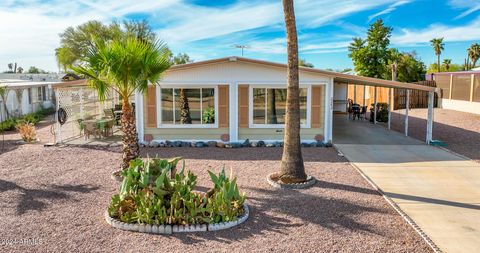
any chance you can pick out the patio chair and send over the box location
[103,108,115,119]
[84,121,100,140]
[351,105,361,120]
[359,106,367,120]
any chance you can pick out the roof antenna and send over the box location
[233,45,249,57]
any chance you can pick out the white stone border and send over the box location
[105,203,249,234]
[266,173,316,189]
[111,170,123,182]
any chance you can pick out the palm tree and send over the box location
[468,43,480,68]
[73,37,171,169]
[278,0,307,183]
[430,38,444,73]
[442,59,451,71]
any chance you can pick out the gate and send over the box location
[394,81,438,110]
[54,85,119,143]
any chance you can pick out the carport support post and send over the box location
[405,89,410,136]
[388,88,392,130]
[363,85,366,107]
[426,91,434,144]
[373,87,377,124]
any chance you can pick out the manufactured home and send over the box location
[0,79,58,121]
[135,57,437,144]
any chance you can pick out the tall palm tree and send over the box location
[279,0,307,183]
[430,38,444,73]
[73,37,171,169]
[468,43,480,68]
[443,59,452,71]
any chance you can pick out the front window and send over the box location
[252,87,308,126]
[160,88,215,126]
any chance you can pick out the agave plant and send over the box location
[108,158,246,225]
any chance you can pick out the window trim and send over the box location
[156,85,219,129]
[248,84,312,129]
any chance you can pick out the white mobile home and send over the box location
[135,57,437,144]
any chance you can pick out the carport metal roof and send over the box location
[170,56,437,92]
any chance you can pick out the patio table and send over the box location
[83,119,115,138]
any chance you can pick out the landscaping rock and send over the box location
[195,141,206,148]
[216,142,225,148]
[207,141,217,147]
[257,141,265,147]
[265,143,275,147]
[226,142,242,148]
[301,142,310,147]
[242,139,251,147]
[250,141,258,147]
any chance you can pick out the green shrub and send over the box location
[0,106,55,132]
[202,106,215,124]
[108,158,246,225]
[0,118,17,131]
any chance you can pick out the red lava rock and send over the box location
[0,144,432,252]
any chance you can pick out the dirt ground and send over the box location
[391,108,480,162]
[0,144,432,252]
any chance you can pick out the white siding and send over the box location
[160,61,331,84]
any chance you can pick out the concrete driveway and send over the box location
[334,116,480,253]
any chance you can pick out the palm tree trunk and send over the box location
[279,0,306,183]
[121,99,139,169]
[437,54,440,72]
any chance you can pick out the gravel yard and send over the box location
[391,108,480,161]
[0,144,432,252]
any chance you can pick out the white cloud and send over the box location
[392,17,480,45]
[367,0,412,22]
[448,0,480,19]
[1,0,402,71]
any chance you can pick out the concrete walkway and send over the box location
[334,116,480,253]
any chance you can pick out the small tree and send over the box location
[73,37,171,169]
[0,86,9,119]
[348,19,392,79]
[299,58,314,68]
[173,53,193,65]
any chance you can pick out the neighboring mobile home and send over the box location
[0,80,59,121]
[135,56,437,144]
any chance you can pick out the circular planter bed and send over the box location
[111,170,123,182]
[105,203,249,234]
[267,172,316,189]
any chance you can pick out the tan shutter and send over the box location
[311,85,324,128]
[218,85,229,127]
[238,85,249,127]
[146,86,157,127]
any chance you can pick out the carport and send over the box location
[329,73,438,144]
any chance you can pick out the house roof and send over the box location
[0,79,63,89]
[170,56,437,92]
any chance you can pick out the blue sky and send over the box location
[1,0,479,72]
